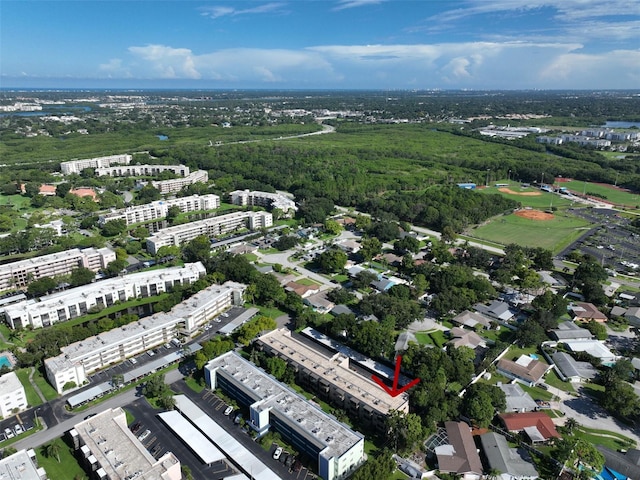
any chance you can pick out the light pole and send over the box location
[486,169,490,187]
[507,169,511,182]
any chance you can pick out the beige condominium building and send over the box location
[99,194,220,226]
[60,154,132,175]
[69,407,181,480]
[96,164,190,178]
[3,262,207,329]
[0,247,116,291]
[146,210,272,254]
[229,189,297,215]
[256,329,409,434]
[44,281,245,393]
[0,371,28,418]
[205,351,365,480]
[149,170,209,194]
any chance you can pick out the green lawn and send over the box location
[561,180,640,208]
[184,375,206,393]
[295,277,322,286]
[15,368,44,407]
[544,369,575,393]
[520,384,554,402]
[36,440,87,480]
[468,210,591,253]
[429,330,448,348]
[33,367,58,401]
[414,332,434,345]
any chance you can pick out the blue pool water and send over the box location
[0,356,11,369]
[156,135,168,140]
[529,354,539,360]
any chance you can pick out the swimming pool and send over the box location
[529,354,539,360]
[0,356,12,369]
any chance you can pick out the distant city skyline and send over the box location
[1,0,639,90]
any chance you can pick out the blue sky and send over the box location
[1,0,639,89]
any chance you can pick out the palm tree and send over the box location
[45,440,61,463]
[486,468,502,480]
[565,417,579,435]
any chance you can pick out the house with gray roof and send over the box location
[596,447,640,480]
[475,300,515,322]
[498,383,537,413]
[452,310,492,330]
[552,351,597,383]
[625,306,640,328]
[550,321,594,342]
[479,432,538,480]
[447,327,487,351]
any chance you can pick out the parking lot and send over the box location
[0,417,34,443]
[175,383,316,480]
[564,208,640,275]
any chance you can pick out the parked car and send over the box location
[4,428,14,439]
[234,413,243,425]
[224,406,234,416]
[138,429,151,442]
[13,424,23,435]
[273,447,283,460]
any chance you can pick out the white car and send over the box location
[273,447,283,460]
[13,424,23,435]
[137,429,151,442]
[4,428,14,439]
[224,406,234,416]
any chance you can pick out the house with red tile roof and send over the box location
[499,412,561,444]
[70,187,98,201]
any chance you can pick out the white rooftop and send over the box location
[0,449,44,480]
[157,410,225,464]
[0,371,22,393]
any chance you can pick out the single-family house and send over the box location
[303,292,335,314]
[371,277,395,292]
[330,304,354,317]
[596,447,640,480]
[499,412,561,444]
[479,432,538,480]
[552,351,597,383]
[285,281,320,298]
[38,184,57,196]
[434,421,483,479]
[475,300,515,322]
[498,383,537,413]
[336,240,361,254]
[452,310,492,330]
[496,355,551,387]
[550,321,594,342]
[624,306,640,328]
[562,339,617,364]
[570,302,608,323]
[610,306,627,318]
[380,252,403,267]
[447,327,487,350]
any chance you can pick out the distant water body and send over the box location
[156,135,168,140]
[603,121,640,128]
[0,105,92,117]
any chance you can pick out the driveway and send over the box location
[257,250,335,291]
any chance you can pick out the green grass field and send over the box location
[479,184,574,210]
[560,180,640,208]
[468,210,591,253]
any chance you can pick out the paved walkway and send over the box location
[28,367,47,404]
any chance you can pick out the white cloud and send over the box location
[99,58,122,72]
[333,0,386,11]
[111,41,639,88]
[200,2,286,19]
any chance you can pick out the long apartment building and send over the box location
[69,407,181,480]
[0,371,28,418]
[146,210,272,254]
[45,281,245,393]
[60,154,132,175]
[96,164,190,177]
[98,194,220,226]
[0,247,116,292]
[256,329,409,434]
[229,189,297,214]
[148,170,209,194]
[3,262,206,329]
[205,351,365,480]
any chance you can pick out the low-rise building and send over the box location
[96,164,189,177]
[0,247,116,291]
[148,170,209,194]
[205,351,365,480]
[0,371,27,418]
[146,211,272,254]
[60,154,132,175]
[550,321,594,342]
[434,421,483,479]
[552,351,597,383]
[4,263,206,329]
[99,194,220,226]
[496,355,551,387]
[0,449,47,480]
[479,432,538,480]
[452,310,492,330]
[256,329,409,433]
[498,383,537,413]
[561,339,617,364]
[447,327,487,350]
[44,281,245,393]
[229,189,297,215]
[69,407,181,480]
[498,412,561,444]
[570,302,608,323]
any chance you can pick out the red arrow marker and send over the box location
[372,355,420,398]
